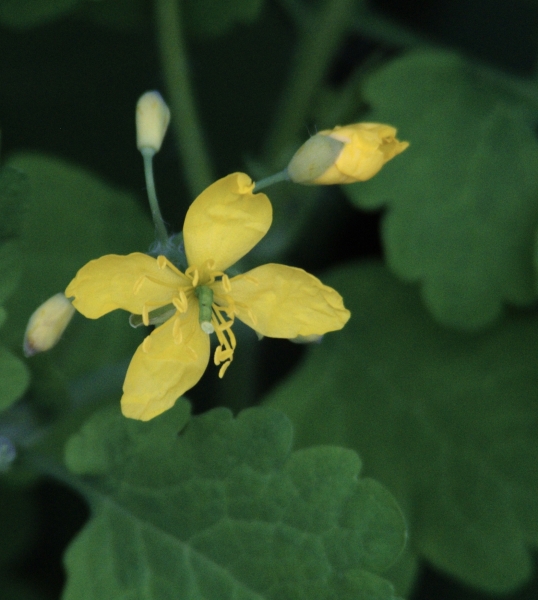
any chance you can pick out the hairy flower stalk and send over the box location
[65,173,350,421]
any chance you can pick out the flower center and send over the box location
[185,262,237,378]
[136,256,239,378]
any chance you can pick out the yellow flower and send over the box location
[287,122,409,185]
[65,173,350,421]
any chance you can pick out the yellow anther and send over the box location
[218,360,232,378]
[173,292,189,313]
[157,255,167,269]
[142,305,150,326]
[222,274,232,293]
[214,345,233,365]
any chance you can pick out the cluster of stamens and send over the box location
[135,256,242,378]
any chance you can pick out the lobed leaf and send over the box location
[0,345,30,411]
[266,261,538,594]
[344,50,538,330]
[63,403,405,600]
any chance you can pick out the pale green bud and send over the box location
[24,293,75,357]
[287,134,344,184]
[136,91,171,153]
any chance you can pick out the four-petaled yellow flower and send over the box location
[287,122,409,185]
[65,173,350,421]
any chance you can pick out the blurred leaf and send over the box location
[351,1,429,49]
[0,481,36,565]
[80,0,146,31]
[0,166,28,243]
[0,345,29,411]
[63,403,405,600]
[0,0,81,28]
[0,242,22,306]
[184,0,264,39]
[0,577,47,600]
[0,166,28,303]
[3,153,152,379]
[344,50,538,330]
[266,261,538,594]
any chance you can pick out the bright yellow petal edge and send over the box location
[65,252,186,319]
[183,172,272,273]
[121,303,210,421]
[213,264,350,338]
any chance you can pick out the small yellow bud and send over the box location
[136,91,171,153]
[24,293,75,357]
[287,123,409,185]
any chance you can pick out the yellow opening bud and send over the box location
[136,91,171,153]
[287,123,409,185]
[24,293,75,357]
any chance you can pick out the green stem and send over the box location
[142,150,169,247]
[263,0,355,165]
[253,169,290,192]
[154,0,214,196]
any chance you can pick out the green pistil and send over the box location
[195,286,214,333]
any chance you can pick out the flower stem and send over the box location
[253,169,290,192]
[142,150,169,247]
[263,0,355,165]
[154,0,214,196]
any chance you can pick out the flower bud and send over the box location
[136,91,171,154]
[23,293,75,357]
[287,123,409,185]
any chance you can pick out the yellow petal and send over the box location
[183,173,272,272]
[121,303,210,421]
[315,123,409,184]
[65,253,188,319]
[218,264,350,338]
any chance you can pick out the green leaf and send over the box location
[3,153,152,379]
[266,261,538,594]
[0,0,80,28]
[184,0,264,39]
[344,50,538,330]
[0,481,36,565]
[79,0,146,31]
[0,166,28,303]
[63,403,405,600]
[0,166,28,244]
[0,345,29,411]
